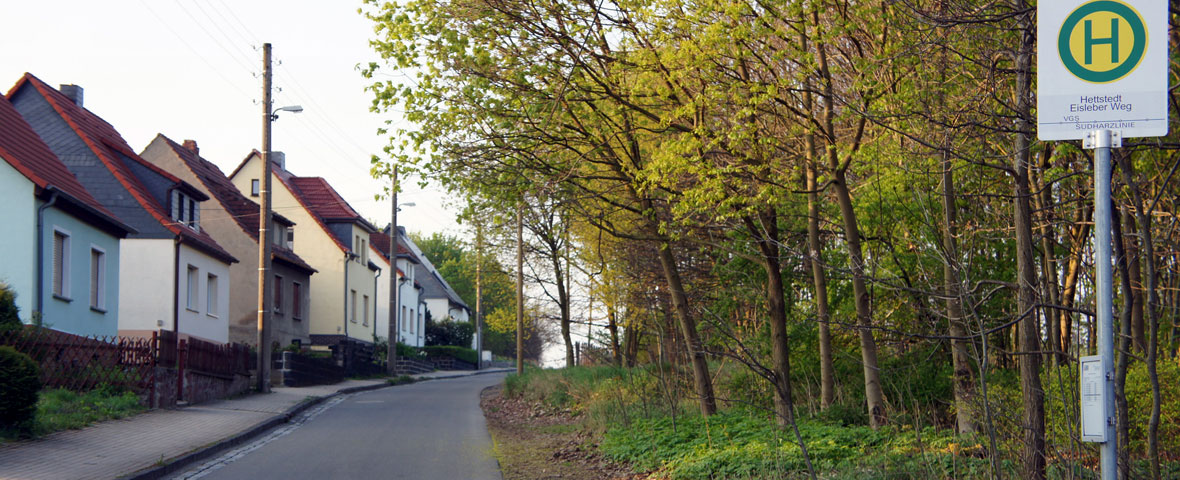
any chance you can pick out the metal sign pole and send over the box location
[1087,129,1118,479]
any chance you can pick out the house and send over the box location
[0,93,134,337]
[227,151,379,348]
[140,135,316,348]
[402,234,475,348]
[8,74,237,343]
[371,227,426,346]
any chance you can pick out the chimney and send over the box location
[182,140,199,157]
[270,151,285,170]
[59,84,83,107]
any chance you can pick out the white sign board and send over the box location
[1080,355,1107,442]
[1037,0,1168,140]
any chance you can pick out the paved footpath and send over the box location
[0,369,511,480]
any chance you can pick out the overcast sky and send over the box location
[1,0,461,237]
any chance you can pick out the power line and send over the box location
[171,0,258,77]
[137,0,254,101]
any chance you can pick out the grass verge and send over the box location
[1,387,145,441]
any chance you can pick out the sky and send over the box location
[1,0,461,237]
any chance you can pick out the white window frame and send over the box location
[362,294,369,326]
[186,265,199,312]
[52,227,71,300]
[89,245,106,311]
[206,273,219,317]
[251,179,260,196]
[350,289,357,323]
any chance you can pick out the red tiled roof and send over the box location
[157,135,314,274]
[288,177,363,221]
[11,74,235,264]
[0,93,120,221]
[370,230,420,264]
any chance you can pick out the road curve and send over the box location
[174,372,507,480]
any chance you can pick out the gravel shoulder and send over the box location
[480,384,640,480]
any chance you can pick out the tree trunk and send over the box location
[647,212,716,416]
[940,149,976,434]
[814,12,884,427]
[1033,148,1063,366]
[744,209,794,427]
[1115,152,1164,479]
[1011,6,1045,477]
[607,305,622,367]
[1114,205,1133,478]
[801,26,835,411]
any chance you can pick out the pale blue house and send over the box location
[0,88,134,337]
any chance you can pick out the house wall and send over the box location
[373,254,391,343]
[0,158,36,318]
[139,140,309,348]
[176,244,231,343]
[118,239,174,333]
[344,225,377,343]
[39,205,121,337]
[271,260,312,348]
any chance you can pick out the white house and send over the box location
[9,74,237,343]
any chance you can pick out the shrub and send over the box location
[0,282,21,331]
[0,346,41,434]
[421,345,478,365]
[424,318,474,347]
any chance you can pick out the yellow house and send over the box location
[228,152,379,347]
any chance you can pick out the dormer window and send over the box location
[172,190,200,232]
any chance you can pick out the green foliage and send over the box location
[0,283,22,330]
[424,318,475,347]
[0,346,40,435]
[420,345,478,365]
[600,409,1002,479]
[26,387,143,438]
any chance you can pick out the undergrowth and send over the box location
[0,386,144,441]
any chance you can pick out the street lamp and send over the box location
[257,42,303,393]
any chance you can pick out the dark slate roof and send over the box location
[0,94,133,236]
[8,73,235,264]
[154,135,315,274]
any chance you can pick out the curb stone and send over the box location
[118,370,509,480]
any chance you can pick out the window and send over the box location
[361,239,368,263]
[292,282,302,319]
[171,191,200,232]
[90,248,105,310]
[273,275,283,314]
[251,179,260,196]
[186,265,198,311]
[363,295,369,326]
[354,235,361,262]
[206,274,219,315]
[286,229,295,249]
[350,290,357,323]
[52,230,70,298]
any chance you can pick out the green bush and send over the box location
[421,345,478,365]
[0,346,41,434]
[424,318,474,347]
[0,282,22,331]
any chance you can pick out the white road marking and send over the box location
[168,394,350,480]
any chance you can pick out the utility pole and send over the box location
[475,220,483,369]
[256,43,274,393]
[387,165,399,375]
[515,203,524,374]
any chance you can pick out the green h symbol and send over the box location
[1084,17,1120,65]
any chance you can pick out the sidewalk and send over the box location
[0,368,512,480]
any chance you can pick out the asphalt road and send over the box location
[173,372,507,480]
